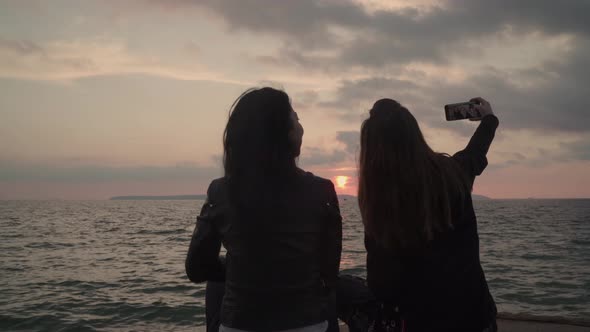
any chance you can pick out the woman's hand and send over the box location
[470,97,494,120]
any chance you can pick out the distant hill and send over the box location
[338,194,491,201]
[111,193,491,200]
[110,195,207,200]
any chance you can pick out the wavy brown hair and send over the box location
[358,99,470,251]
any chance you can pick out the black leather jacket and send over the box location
[186,171,342,331]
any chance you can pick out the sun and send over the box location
[335,176,349,189]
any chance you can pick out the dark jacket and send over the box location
[365,115,499,331]
[186,170,342,331]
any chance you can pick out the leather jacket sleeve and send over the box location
[453,115,499,180]
[185,190,226,283]
[320,182,342,287]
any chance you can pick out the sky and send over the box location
[0,0,589,199]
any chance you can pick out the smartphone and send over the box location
[444,102,482,121]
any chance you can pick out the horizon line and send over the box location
[3,195,590,201]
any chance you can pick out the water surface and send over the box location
[1,199,588,331]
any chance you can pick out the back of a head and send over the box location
[358,99,468,251]
[223,87,297,209]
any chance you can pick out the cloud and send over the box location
[318,77,421,120]
[163,0,368,48]
[308,62,590,167]
[292,89,320,109]
[0,162,221,183]
[0,159,225,199]
[0,37,242,83]
[336,131,360,155]
[6,5,590,161]
[152,0,589,69]
[0,39,45,55]
[315,37,590,133]
[299,147,348,167]
[145,0,589,134]
[561,136,590,162]
[299,130,360,167]
[480,129,590,170]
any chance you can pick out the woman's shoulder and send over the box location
[296,168,335,189]
[206,177,229,203]
[208,177,228,187]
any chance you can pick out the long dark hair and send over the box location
[223,87,297,207]
[358,99,470,251]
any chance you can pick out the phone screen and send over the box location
[444,102,481,121]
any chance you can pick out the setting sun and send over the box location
[335,176,349,189]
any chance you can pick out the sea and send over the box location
[1,199,589,331]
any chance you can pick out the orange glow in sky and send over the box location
[335,176,349,189]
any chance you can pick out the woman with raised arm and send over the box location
[186,87,342,332]
[358,97,499,331]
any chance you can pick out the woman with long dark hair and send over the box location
[359,97,499,331]
[186,87,342,332]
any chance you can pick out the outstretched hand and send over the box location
[469,97,494,121]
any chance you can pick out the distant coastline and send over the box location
[110,194,492,200]
[110,195,207,200]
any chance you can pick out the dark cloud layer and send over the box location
[156,0,590,130]
[565,139,590,161]
[134,1,590,163]
[300,147,347,167]
[0,162,221,183]
[336,131,360,155]
[317,34,590,134]
[159,0,590,68]
[299,130,360,166]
